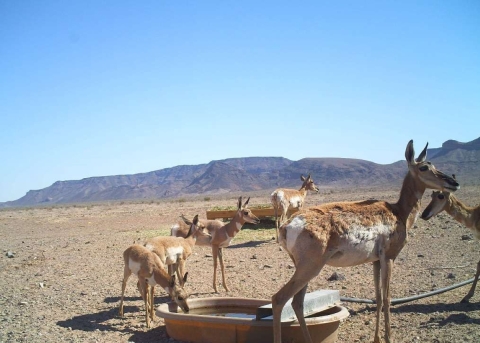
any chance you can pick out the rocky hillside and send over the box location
[2,138,479,208]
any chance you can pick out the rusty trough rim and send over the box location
[156,297,349,325]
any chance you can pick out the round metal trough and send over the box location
[157,297,349,343]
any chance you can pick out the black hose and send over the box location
[340,278,475,305]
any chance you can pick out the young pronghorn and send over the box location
[144,215,206,286]
[272,141,459,343]
[421,190,480,303]
[170,215,224,246]
[209,196,260,292]
[119,244,189,328]
[271,174,320,242]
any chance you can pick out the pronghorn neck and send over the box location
[445,195,479,230]
[395,171,426,229]
[225,210,245,236]
[297,186,308,198]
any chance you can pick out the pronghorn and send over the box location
[119,244,189,328]
[271,140,459,343]
[171,215,224,247]
[144,215,207,286]
[271,174,319,242]
[209,196,260,292]
[421,190,480,303]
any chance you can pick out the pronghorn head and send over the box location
[180,214,209,239]
[168,274,190,313]
[301,174,319,193]
[421,190,450,220]
[237,196,260,224]
[405,140,459,192]
[184,214,209,240]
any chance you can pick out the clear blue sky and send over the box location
[1,1,479,202]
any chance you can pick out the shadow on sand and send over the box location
[56,294,178,342]
[349,300,480,327]
[228,239,271,249]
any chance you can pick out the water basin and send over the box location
[156,297,349,343]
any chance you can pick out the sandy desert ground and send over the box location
[1,184,479,343]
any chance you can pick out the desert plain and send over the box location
[1,184,479,343]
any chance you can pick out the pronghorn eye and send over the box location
[178,297,184,301]
[244,211,249,215]
[438,194,445,200]
[419,165,429,172]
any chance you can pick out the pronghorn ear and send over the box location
[180,214,193,226]
[405,140,415,165]
[237,197,242,210]
[170,275,176,288]
[301,175,306,181]
[192,214,199,225]
[415,142,428,162]
[183,272,188,284]
[243,197,250,207]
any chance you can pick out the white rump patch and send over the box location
[165,246,183,264]
[171,224,180,236]
[128,258,141,276]
[285,216,306,252]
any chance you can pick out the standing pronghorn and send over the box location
[271,174,319,242]
[144,215,207,285]
[272,141,459,343]
[421,190,480,303]
[209,196,260,292]
[119,244,189,328]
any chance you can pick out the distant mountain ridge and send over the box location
[2,138,479,208]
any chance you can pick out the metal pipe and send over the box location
[340,278,475,305]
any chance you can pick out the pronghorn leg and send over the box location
[280,205,288,227]
[218,248,230,292]
[149,284,155,321]
[212,245,219,293]
[167,264,175,276]
[139,279,150,328]
[119,266,131,317]
[373,260,382,343]
[462,259,480,303]
[291,284,311,342]
[272,254,330,343]
[274,205,279,243]
[380,257,393,343]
